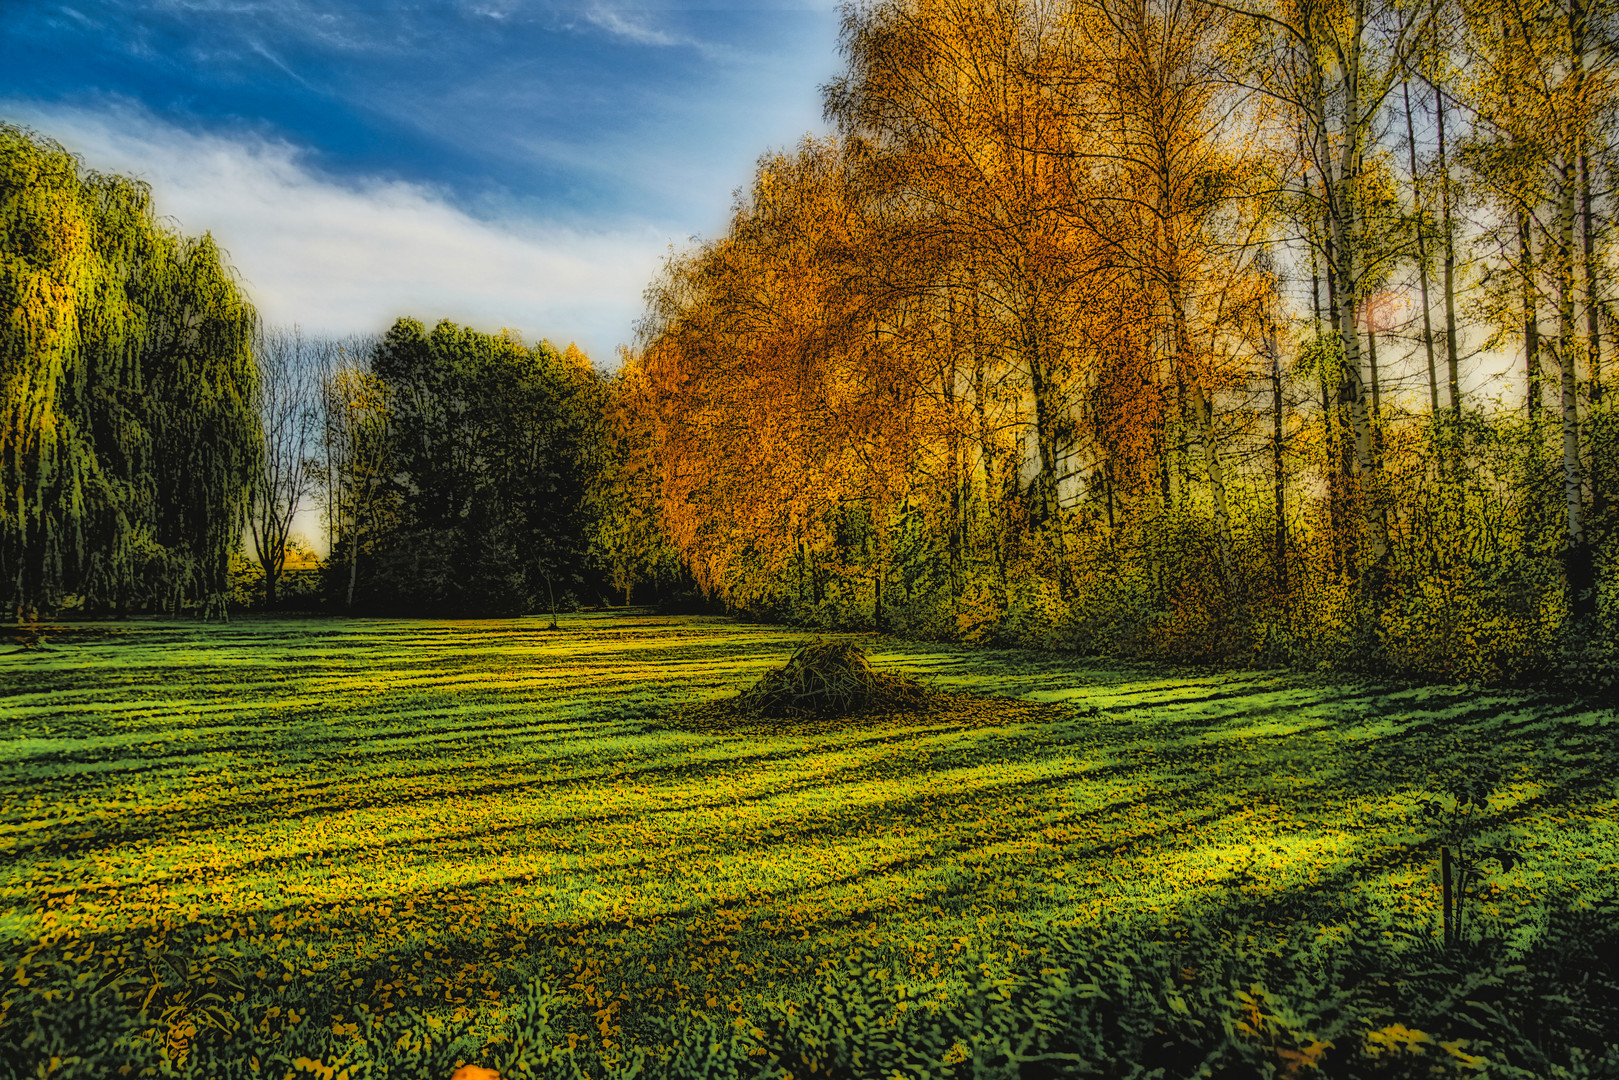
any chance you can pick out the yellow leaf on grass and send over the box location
[1365,1023,1432,1056]
[1441,1040,1489,1070]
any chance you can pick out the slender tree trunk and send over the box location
[1581,147,1607,542]
[1582,147,1609,534]
[1268,314,1287,596]
[1366,313,1382,421]
[1170,266,1236,592]
[1315,5,1392,589]
[1521,209,1543,423]
[1022,307,1060,528]
[1308,190,1342,579]
[1191,382,1237,589]
[1581,150,1601,397]
[1437,80,1462,421]
[1562,0,1596,624]
[1556,149,1594,623]
[1441,846,1455,946]
[1433,59,1465,554]
[346,532,360,610]
[1402,77,1440,413]
[1432,22,1467,566]
[1326,161,1391,579]
[1317,191,1348,578]
[874,561,885,630]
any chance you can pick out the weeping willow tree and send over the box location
[1,124,260,620]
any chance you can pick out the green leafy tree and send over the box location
[1,124,259,620]
[343,318,606,617]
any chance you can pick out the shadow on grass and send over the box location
[3,617,1617,1075]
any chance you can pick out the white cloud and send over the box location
[582,4,686,47]
[3,100,669,363]
[576,4,748,63]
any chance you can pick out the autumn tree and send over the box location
[1077,0,1266,593]
[591,350,684,605]
[1459,0,1616,625]
[626,0,1616,679]
[827,0,1098,531]
[1228,0,1441,591]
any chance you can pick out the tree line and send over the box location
[3,125,673,621]
[10,0,1619,686]
[626,0,1618,683]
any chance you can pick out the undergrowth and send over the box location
[6,898,1616,1078]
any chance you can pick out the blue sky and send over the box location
[1,0,842,361]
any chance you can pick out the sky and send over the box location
[0,0,844,364]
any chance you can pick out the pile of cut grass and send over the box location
[734,637,925,717]
[664,636,1005,734]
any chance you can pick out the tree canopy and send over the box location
[326,317,608,617]
[1,123,259,620]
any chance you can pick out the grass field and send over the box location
[2,612,1617,1076]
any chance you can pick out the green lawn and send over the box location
[1,612,1616,1074]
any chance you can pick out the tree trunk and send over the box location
[1581,149,1601,397]
[1366,313,1382,422]
[1268,314,1287,597]
[874,561,885,631]
[1437,78,1462,422]
[1402,77,1440,414]
[1308,44,1385,582]
[346,528,360,610]
[1317,17,1392,584]
[1327,196,1390,579]
[1555,150,1594,623]
[1521,209,1543,423]
[1308,193,1343,579]
[1562,0,1596,625]
[1169,263,1236,593]
[1191,382,1237,592]
[1023,311,1062,528]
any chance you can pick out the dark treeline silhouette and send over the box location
[308,318,689,618]
[325,318,606,618]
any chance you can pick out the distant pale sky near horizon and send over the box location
[1,0,843,363]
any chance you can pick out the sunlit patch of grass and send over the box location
[1,612,1616,1061]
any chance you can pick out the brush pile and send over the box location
[737,638,927,718]
[663,637,1066,734]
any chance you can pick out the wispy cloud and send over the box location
[582,4,686,47]
[4,100,669,361]
[578,3,742,62]
[244,37,320,90]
